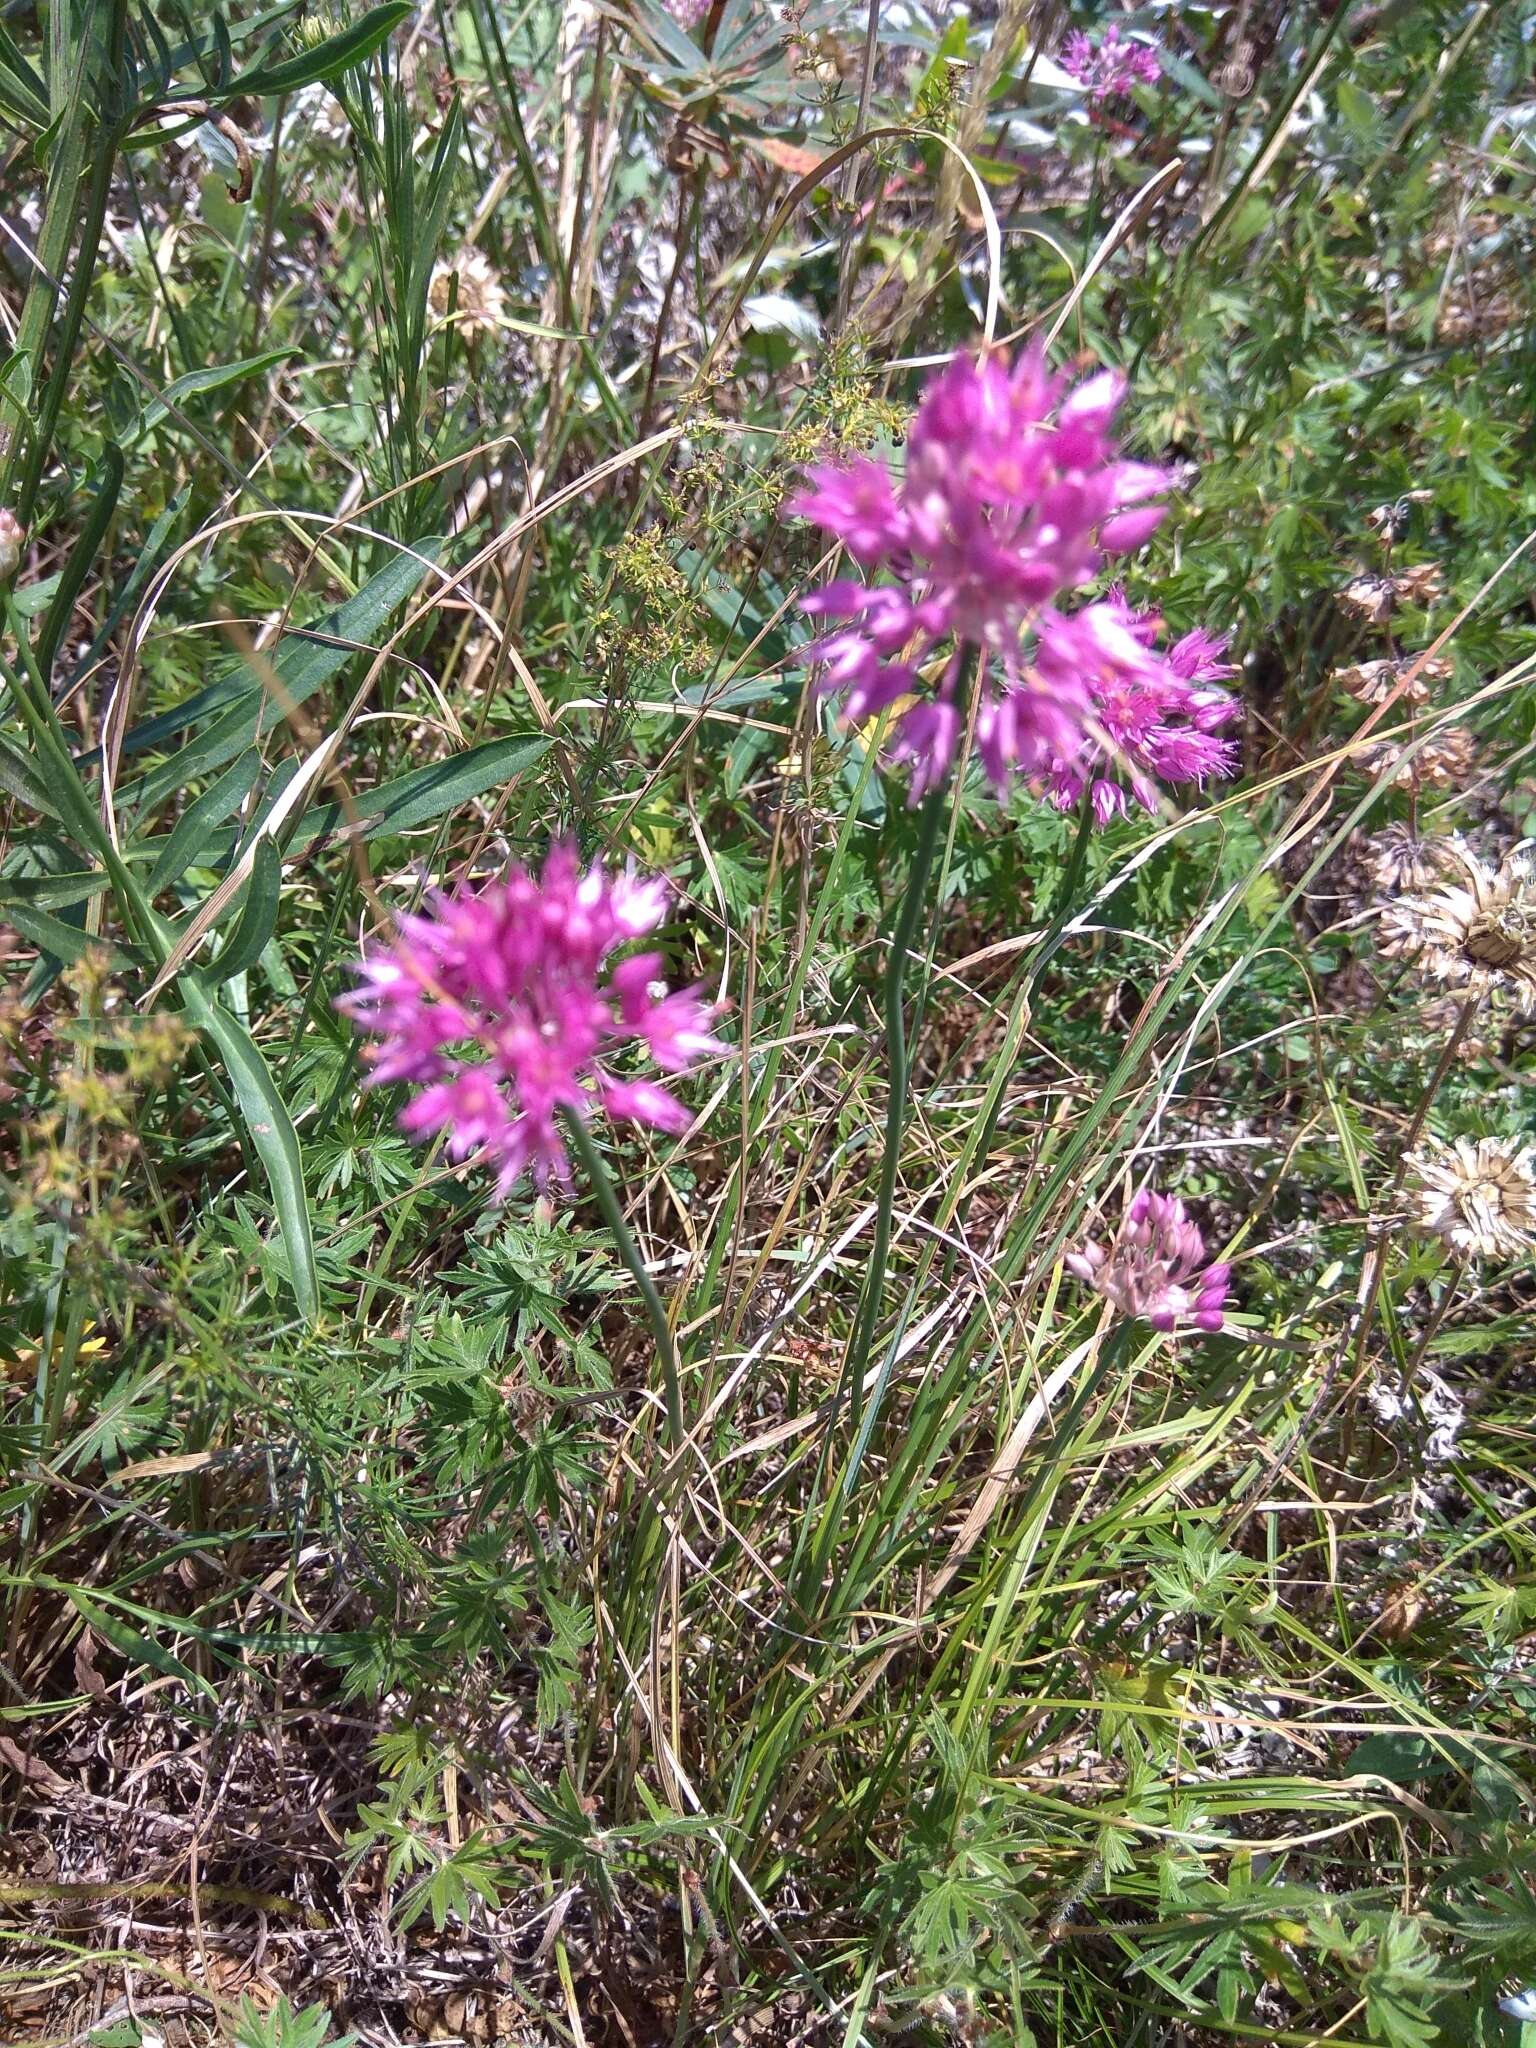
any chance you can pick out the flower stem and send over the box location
[843,773,953,1432]
[564,1112,686,1456]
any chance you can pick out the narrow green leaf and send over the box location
[121,539,443,791]
[146,750,262,895]
[67,1590,217,1700]
[209,838,282,984]
[37,443,123,682]
[130,349,297,441]
[66,489,187,692]
[230,2,413,96]
[0,734,61,818]
[0,869,112,911]
[290,733,551,851]
[6,902,130,968]
[0,26,48,126]
[178,976,319,1322]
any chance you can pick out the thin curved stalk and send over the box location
[565,1112,685,1456]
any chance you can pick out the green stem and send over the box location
[843,757,955,1433]
[16,7,131,527]
[943,792,1097,1275]
[564,1112,685,1456]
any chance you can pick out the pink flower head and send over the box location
[1041,588,1241,823]
[791,348,1210,805]
[666,0,711,27]
[1067,1188,1231,1333]
[1060,25,1161,101]
[337,845,724,1195]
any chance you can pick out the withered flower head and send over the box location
[429,248,507,342]
[1407,1135,1536,1262]
[1393,562,1445,608]
[1378,841,1536,1011]
[1365,491,1432,542]
[1357,722,1477,792]
[1339,574,1395,625]
[1335,653,1450,708]
[1366,825,1457,897]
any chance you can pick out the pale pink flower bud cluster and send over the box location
[791,349,1233,811]
[1043,587,1240,823]
[666,0,711,27]
[0,508,23,580]
[1060,25,1161,101]
[337,845,723,1195]
[1068,1187,1231,1332]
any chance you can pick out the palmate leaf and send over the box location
[397,1833,505,1933]
[1362,1916,1459,2048]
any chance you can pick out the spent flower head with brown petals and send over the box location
[1378,841,1536,1012]
[1407,1136,1536,1262]
[1335,654,1450,708]
[1357,723,1477,793]
[1366,825,1457,897]
[1067,1187,1231,1333]
[337,844,724,1196]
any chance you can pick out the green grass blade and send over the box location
[209,838,283,984]
[145,749,262,895]
[177,973,319,1323]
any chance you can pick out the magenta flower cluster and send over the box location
[1060,25,1161,101]
[1044,588,1240,824]
[791,348,1233,813]
[337,845,722,1195]
[1068,1188,1231,1332]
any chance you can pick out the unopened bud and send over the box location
[0,509,22,580]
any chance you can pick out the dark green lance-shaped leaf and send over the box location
[0,25,48,127]
[129,348,297,442]
[146,749,262,895]
[0,733,61,818]
[178,975,319,1322]
[121,539,443,795]
[290,734,551,852]
[229,2,413,96]
[67,1590,218,1700]
[37,442,123,682]
[209,838,282,984]
[0,868,112,911]
[66,489,187,694]
[6,901,132,968]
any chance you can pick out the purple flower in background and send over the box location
[1061,24,1161,101]
[666,0,711,28]
[791,348,1189,802]
[1068,1188,1231,1332]
[1042,588,1241,823]
[338,845,723,1195]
